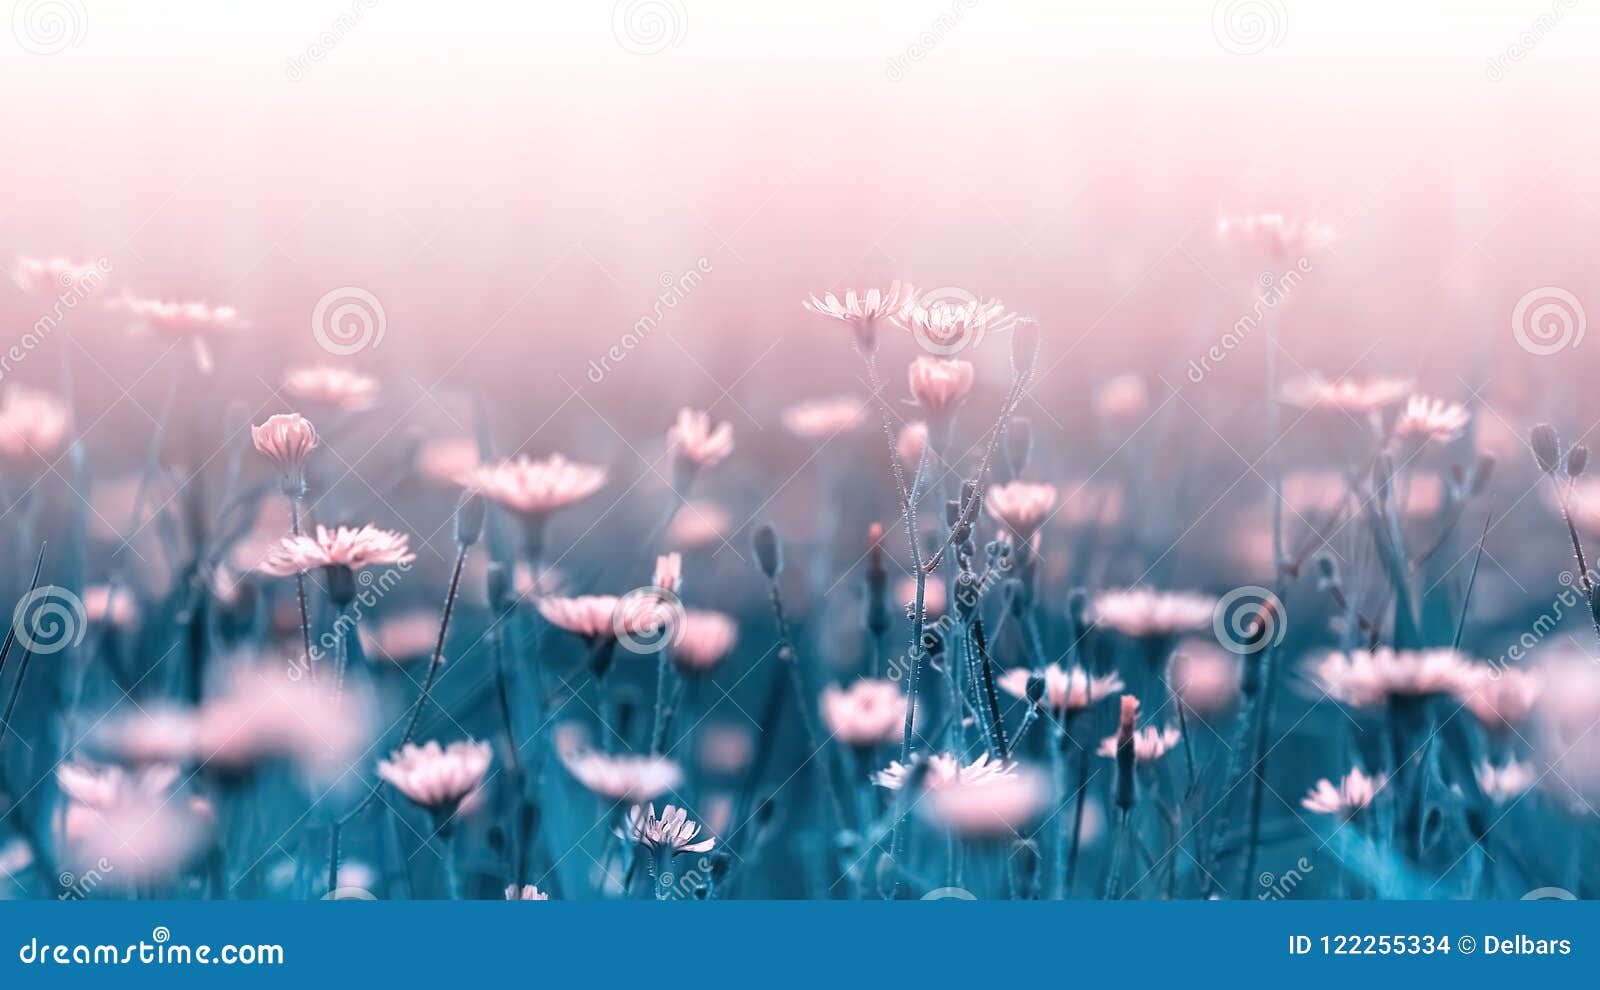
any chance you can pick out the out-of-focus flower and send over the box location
[560,746,682,803]
[1051,480,1125,529]
[898,576,945,618]
[895,297,1027,353]
[652,552,682,595]
[1093,373,1149,426]
[1279,375,1415,414]
[986,481,1058,538]
[465,454,606,517]
[14,256,105,294]
[781,396,868,439]
[821,680,907,748]
[1096,725,1181,762]
[802,283,917,352]
[505,884,551,900]
[698,726,753,776]
[1311,648,1479,707]
[360,610,441,663]
[998,664,1123,713]
[81,584,140,628]
[1458,666,1541,734]
[418,437,481,486]
[112,294,244,373]
[873,752,1014,791]
[907,356,975,413]
[668,408,734,470]
[667,501,731,549]
[56,762,179,809]
[1170,640,1241,716]
[251,413,319,478]
[1217,212,1336,260]
[628,804,716,854]
[921,768,1046,837]
[897,421,929,467]
[1394,395,1470,445]
[62,794,213,884]
[539,595,623,641]
[0,385,71,462]
[1089,588,1217,639]
[672,610,738,675]
[257,524,415,576]
[1301,767,1384,818]
[282,365,380,411]
[1477,760,1536,804]
[1281,471,1353,516]
[378,740,492,812]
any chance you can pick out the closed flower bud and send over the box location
[1567,445,1589,478]
[1067,587,1090,632]
[752,523,782,579]
[1314,551,1340,589]
[1114,694,1140,811]
[1025,673,1047,705]
[454,493,486,547]
[1531,423,1561,473]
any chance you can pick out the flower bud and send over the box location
[1568,445,1589,479]
[752,523,783,579]
[454,492,486,547]
[1114,694,1140,811]
[1531,423,1561,473]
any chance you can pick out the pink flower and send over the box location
[360,610,441,663]
[282,365,380,411]
[628,803,716,854]
[560,745,682,802]
[1311,648,1479,707]
[653,552,682,595]
[257,524,416,576]
[698,726,753,775]
[1457,666,1540,733]
[505,884,551,900]
[998,664,1124,713]
[921,768,1046,837]
[1093,373,1149,425]
[985,481,1059,537]
[1170,640,1241,716]
[898,576,946,618]
[82,584,140,628]
[112,294,244,373]
[1279,375,1415,414]
[1394,395,1471,444]
[821,680,907,747]
[251,413,319,476]
[673,610,738,675]
[667,501,731,549]
[378,740,493,811]
[894,296,1028,354]
[1089,588,1217,638]
[907,356,975,413]
[668,408,734,470]
[874,752,1014,791]
[14,256,106,294]
[1217,212,1336,260]
[1476,760,1536,804]
[418,438,480,486]
[62,794,213,884]
[538,595,622,640]
[782,397,868,439]
[1301,767,1384,818]
[465,454,606,517]
[0,385,71,462]
[1096,725,1181,762]
[897,422,928,467]
[802,282,918,351]
[56,762,179,809]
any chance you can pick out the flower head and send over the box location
[57,762,179,810]
[985,481,1058,537]
[361,610,442,663]
[873,752,1014,791]
[916,764,1045,837]
[560,746,682,803]
[821,680,907,747]
[82,584,140,628]
[1311,648,1479,707]
[377,740,492,811]
[1217,212,1336,260]
[628,803,716,854]
[14,256,106,295]
[282,365,380,411]
[781,396,868,439]
[0,385,71,462]
[1096,725,1182,762]
[894,296,1027,354]
[668,408,734,470]
[1279,375,1415,414]
[998,664,1124,713]
[1301,767,1384,818]
[465,454,606,517]
[907,356,975,413]
[801,282,917,352]
[505,884,551,900]
[257,524,415,577]
[113,294,243,372]
[538,595,625,641]
[1458,666,1541,734]
[1089,588,1217,639]
[673,610,738,675]
[1093,373,1150,425]
[652,552,682,595]
[1394,395,1470,444]
[897,421,928,467]
[251,413,319,477]
[1476,760,1536,804]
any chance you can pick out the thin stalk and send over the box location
[290,497,315,681]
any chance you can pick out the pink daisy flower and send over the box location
[465,454,607,517]
[821,680,908,748]
[998,664,1124,713]
[1311,647,1480,707]
[560,746,682,803]
[907,356,975,413]
[256,524,416,577]
[781,396,869,439]
[1279,375,1415,414]
[1394,395,1471,444]
[112,294,243,373]
[0,385,71,462]
[801,282,918,352]
[505,884,551,900]
[251,412,319,477]
[1096,725,1182,762]
[628,803,716,855]
[1217,212,1336,260]
[1089,588,1217,638]
[672,610,738,675]
[1301,767,1384,818]
[668,408,734,470]
[378,740,493,812]
[985,481,1059,538]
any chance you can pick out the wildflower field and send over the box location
[2,1,1597,905]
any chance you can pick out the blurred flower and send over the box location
[1216,212,1335,260]
[898,576,945,618]
[1170,640,1241,716]
[668,408,734,470]
[652,552,682,595]
[874,752,1014,791]
[921,768,1046,837]
[782,396,868,438]
[112,294,243,373]
[1281,470,1353,516]
[62,795,213,884]
[1301,767,1384,818]
[667,501,731,549]
[986,481,1058,538]
[560,746,682,803]
[282,365,380,411]
[897,421,928,467]
[1089,588,1216,638]
[1311,648,1479,707]
[360,610,441,663]
[802,283,917,352]
[1395,395,1470,445]
[378,739,492,812]
[538,595,636,641]
[821,679,907,747]
[1093,373,1149,425]
[698,725,753,776]
[907,356,975,412]
[1477,760,1536,804]
[466,454,606,517]
[673,610,738,675]
[505,884,551,900]
[1096,725,1181,762]
[57,762,179,809]
[418,437,481,485]
[251,412,319,477]
[14,256,104,294]
[0,385,71,462]
[895,297,1027,352]
[1458,666,1541,735]
[81,584,140,628]
[998,664,1123,713]
[257,524,415,576]
[1280,375,1414,414]
[628,803,716,854]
